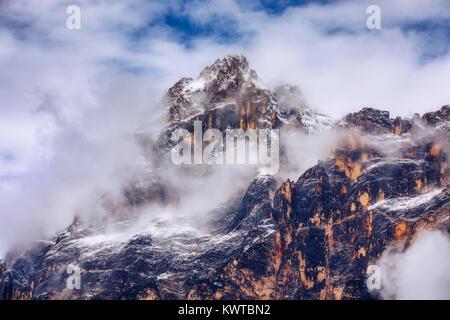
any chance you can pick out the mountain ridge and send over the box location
[0,55,449,300]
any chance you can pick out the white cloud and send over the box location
[378,230,450,300]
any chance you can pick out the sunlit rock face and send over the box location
[185,123,449,299]
[0,56,449,300]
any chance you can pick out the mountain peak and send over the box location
[165,54,261,123]
[163,54,336,134]
[199,54,250,79]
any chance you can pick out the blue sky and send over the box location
[136,0,339,45]
[121,0,450,58]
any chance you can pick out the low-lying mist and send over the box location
[0,76,158,257]
[378,230,450,300]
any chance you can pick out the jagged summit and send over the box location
[166,54,257,123]
[422,105,450,126]
[339,107,412,135]
[339,105,450,135]
[200,54,251,81]
[159,54,336,164]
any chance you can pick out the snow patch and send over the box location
[156,272,173,280]
[365,159,423,172]
[368,188,443,212]
[184,78,206,92]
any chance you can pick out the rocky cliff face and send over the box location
[0,55,448,300]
